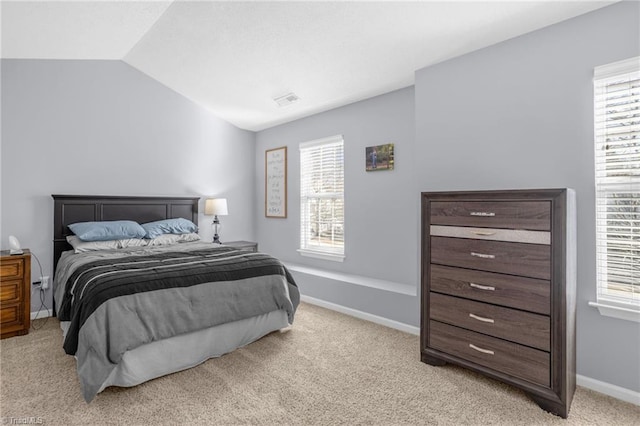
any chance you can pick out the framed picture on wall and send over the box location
[265,146,287,218]
[366,143,394,171]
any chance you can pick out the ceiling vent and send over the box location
[274,92,300,107]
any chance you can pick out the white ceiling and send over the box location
[1,1,616,131]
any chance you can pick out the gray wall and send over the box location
[414,2,639,392]
[256,87,419,326]
[1,59,256,312]
[255,2,639,392]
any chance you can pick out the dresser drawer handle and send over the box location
[469,313,495,323]
[469,343,495,355]
[472,231,496,236]
[469,282,496,291]
[470,212,495,217]
[470,252,495,259]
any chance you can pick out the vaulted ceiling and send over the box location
[1,1,615,131]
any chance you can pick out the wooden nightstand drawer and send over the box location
[430,265,550,315]
[430,201,551,230]
[429,321,550,387]
[431,236,551,280]
[1,304,21,326]
[430,292,550,351]
[0,279,23,304]
[0,258,24,279]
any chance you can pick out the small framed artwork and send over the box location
[365,143,394,171]
[265,146,287,218]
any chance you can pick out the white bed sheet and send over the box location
[60,309,289,394]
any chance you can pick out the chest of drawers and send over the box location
[421,189,576,418]
[1,250,31,339]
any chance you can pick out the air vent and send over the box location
[274,92,300,107]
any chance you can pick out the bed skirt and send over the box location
[60,309,289,395]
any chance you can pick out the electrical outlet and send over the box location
[40,276,49,290]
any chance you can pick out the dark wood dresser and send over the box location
[1,249,31,339]
[421,189,576,418]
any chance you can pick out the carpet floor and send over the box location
[1,302,638,425]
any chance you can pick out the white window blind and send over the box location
[593,57,640,310]
[299,135,345,261]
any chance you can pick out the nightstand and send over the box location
[1,249,31,339]
[223,241,258,252]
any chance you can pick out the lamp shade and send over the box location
[205,198,228,216]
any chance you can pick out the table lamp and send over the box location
[204,198,228,244]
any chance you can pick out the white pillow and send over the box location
[146,232,201,246]
[119,238,150,249]
[66,235,148,253]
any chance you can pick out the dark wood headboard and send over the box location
[52,195,199,272]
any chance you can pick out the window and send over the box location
[592,57,640,321]
[298,135,345,261]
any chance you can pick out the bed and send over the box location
[52,195,300,402]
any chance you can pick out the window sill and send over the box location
[297,249,345,262]
[588,300,640,323]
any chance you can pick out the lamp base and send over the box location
[212,215,222,244]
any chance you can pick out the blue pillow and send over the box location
[69,220,147,242]
[141,218,198,239]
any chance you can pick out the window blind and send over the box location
[299,135,344,258]
[594,57,640,306]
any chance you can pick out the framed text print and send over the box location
[265,146,287,218]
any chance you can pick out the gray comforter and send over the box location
[54,242,299,402]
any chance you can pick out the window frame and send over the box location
[297,135,345,262]
[590,56,640,322]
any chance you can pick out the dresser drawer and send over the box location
[1,304,21,326]
[0,258,24,279]
[0,279,23,304]
[430,201,551,231]
[430,265,550,315]
[431,225,550,245]
[430,292,550,351]
[431,237,551,280]
[429,321,550,387]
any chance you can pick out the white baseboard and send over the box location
[577,374,640,406]
[300,294,419,335]
[31,309,53,320]
[301,294,639,405]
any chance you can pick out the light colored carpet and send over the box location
[0,302,638,425]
